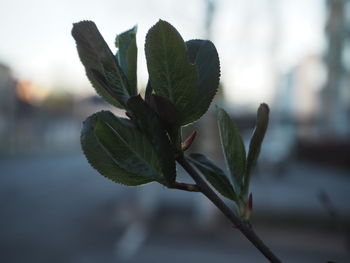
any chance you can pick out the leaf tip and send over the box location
[259,103,270,114]
[71,20,95,35]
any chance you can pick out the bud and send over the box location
[181,131,197,151]
[244,193,253,221]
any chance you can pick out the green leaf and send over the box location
[243,103,269,195]
[145,20,197,123]
[95,111,162,177]
[188,153,237,201]
[81,111,161,186]
[182,40,220,124]
[115,25,138,96]
[72,20,130,108]
[217,107,246,191]
[127,95,176,186]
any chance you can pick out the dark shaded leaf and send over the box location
[81,111,161,186]
[127,95,176,186]
[94,111,162,176]
[72,21,130,108]
[188,153,237,201]
[182,40,220,124]
[148,94,183,146]
[145,80,153,103]
[217,107,246,191]
[115,25,138,96]
[243,103,269,195]
[145,20,197,121]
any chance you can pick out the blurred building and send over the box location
[322,0,350,137]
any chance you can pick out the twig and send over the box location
[177,154,282,263]
[172,182,200,192]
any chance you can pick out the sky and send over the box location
[0,0,325,106]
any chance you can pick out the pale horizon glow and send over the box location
[0,0,325,107]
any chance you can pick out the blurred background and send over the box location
[0,0,349,262]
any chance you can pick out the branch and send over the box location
[172,182,200,192]
[177,154,282,263]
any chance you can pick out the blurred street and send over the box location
[1,154,349,263]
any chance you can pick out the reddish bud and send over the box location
[181,131,197,151]
[248,193,253,211]
[243,193,253,221]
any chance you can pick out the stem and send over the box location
[172,182,200,192]
[177,154,282,263]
